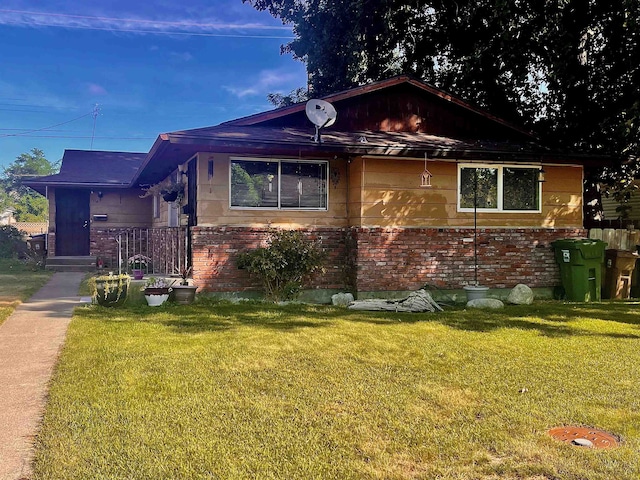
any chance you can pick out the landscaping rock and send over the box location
[348,289,442,312]
[466,298,504,309]
[332,292,354,306]
[507,284,534,305]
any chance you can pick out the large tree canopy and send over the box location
[1,148,59,222]
[246,0,640,168]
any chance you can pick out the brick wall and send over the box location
[191,226,351,292]
[190,226,586,295]
[351,227,586,292]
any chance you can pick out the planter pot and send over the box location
[131,269,144,280]
[464,285,489,302]
[172,285,197,305]
[162,191,179,202]
[94,279,129,307]
[144,287,172,296]
[145,293,169,307]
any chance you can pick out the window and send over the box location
[230,158,328,210]
[458,164,541,212]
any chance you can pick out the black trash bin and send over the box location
[27,233,47,257]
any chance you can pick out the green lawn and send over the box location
[0,258,52,325]
[33,300,640,479]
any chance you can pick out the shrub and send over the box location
[0,225,28,258]
[237,230,326,302]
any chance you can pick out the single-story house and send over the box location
[27,75,610,300]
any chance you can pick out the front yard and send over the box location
[0,259,52,325]
[33,300,640,479]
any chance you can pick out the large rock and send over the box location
[332,292,354,306]
[507,284,534,305]
[466,298,504,309]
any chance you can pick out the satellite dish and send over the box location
[305,99,337,128]
[305,99,337,144]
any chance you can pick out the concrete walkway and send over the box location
[0,272,87,480]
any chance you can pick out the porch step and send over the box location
[45,256,98,272]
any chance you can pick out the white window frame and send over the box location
[457,163,542,213]
[168,201,180,227]
[229,157,329,211]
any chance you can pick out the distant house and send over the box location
[26,76,611,300]
[0,208,15,226]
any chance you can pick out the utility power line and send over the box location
[0,111,93,138]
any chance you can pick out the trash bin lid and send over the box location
[552,239,607,259]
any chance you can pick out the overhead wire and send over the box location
[0,112,93,138]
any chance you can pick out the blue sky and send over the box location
[0,1,307,168]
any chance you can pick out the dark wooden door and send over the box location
[55,189,90,256]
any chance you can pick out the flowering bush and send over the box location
[128,254,151,270]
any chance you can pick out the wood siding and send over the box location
[256,83,530,142]
[196,153,349,228]
[89,189,152,228]
[191,152,582,229]
[355,158,583,228]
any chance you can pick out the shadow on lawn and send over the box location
[81,299,640,339]
[430,301,640,339]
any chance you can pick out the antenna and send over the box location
[90,104,100,150]
[305,99,337,144]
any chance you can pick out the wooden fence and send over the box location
[588,228,640,251]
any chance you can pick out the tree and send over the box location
[267,87,309,108]
[1,148,59,222]
[245,0,640,176]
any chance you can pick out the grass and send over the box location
[32,299,640,479]
[0,258,52,325]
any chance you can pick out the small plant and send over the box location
[142,277,175,291]
[128,254,151,270]
[237,230,325,302]
[177,266,192,285]
[88,273,131,306]
[140,178,185,204]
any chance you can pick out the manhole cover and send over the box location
[548,426,619,449]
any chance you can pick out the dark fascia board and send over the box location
[221,75,536,140]
[129,135,168,186]
[157,129,612,167]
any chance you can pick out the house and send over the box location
[26,76,610,300]
[0,208,15,226]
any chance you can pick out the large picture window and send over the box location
[458,164,541,212]
[230,158,328,210]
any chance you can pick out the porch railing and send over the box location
[115,227,188,275]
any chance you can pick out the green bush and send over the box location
[0,225,28,259]
[237,230,326,302]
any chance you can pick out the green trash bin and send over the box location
[552,239,607,302]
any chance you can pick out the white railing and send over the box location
[116,227,188,275]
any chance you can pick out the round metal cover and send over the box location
[548,426,619,449]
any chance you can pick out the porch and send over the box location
[91,227,188,275]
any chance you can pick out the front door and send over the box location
[55,189,90,256]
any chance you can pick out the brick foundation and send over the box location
[191,226,351,292]
[191,226,586,295]
[351,227,586,293]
